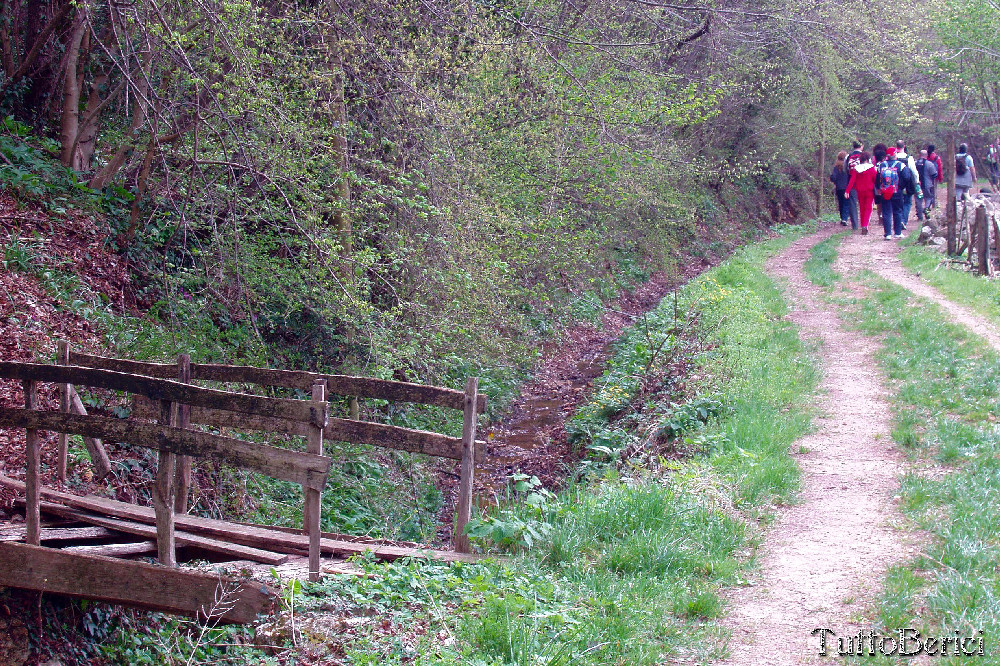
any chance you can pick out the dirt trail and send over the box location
[865,240,1000,350]
[717,227,916,664]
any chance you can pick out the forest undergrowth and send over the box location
[0,223,820,665]
[232,225,821,665]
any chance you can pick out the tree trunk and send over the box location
[73,75,106,171]
[817,78,827,217]
[59,17,87,168]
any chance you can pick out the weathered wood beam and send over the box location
[62,540,157,557]
[0,541,276,623]
[0,362,327,428]
[0,476,480,563]
[69,352,487,412]
[23,379,39,546]
[454,377,478,554]
[0,408,331,491]
[67,386,113,480]
[0,525,116,542]
[138,401,486,463]
[39,503,289,565]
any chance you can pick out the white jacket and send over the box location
[895,151,923,194]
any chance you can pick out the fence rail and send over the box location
[1,343,485,581]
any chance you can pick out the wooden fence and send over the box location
[0,345,486,588]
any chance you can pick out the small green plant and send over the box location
[465,473,556,549]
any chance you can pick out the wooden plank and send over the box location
[0,541,276,623]
[0,362,327,427]
[57,341,69,482]
[323,417,488,463]
[193,364,488,413]
[237,522,422,549]
[0,526,116,542]
[40,503,290,565]
[160,404,487,463]
[978,206,992,276]
[72,353,487,412]
[306,380,325,582]
[69,351,177,378]
[63,541,157,557]
[947,136,957,255]
[0,476,480,563]
[454,377,478,554]
[0,409,331,491]
[154,399,177,566]
[23,379,39,546]
[174,354,192,514]
[67,385,113,480]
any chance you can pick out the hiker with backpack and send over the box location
[955,142,977,205]
[986,138,1000,188]
[844,151,876,235]
[830,151,852,227]
[927,144,944,210]
[894,141,923,228]
[915,149,938,223]
[844,140,864,230]
[873,143,905,239]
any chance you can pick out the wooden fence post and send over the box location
[23,379,40,546]
[153,399,177,566]
[947,136,957,256]
[978,206,992,276]
[305,379,326,582]
[174,354,191,514]
[454,377,479,554]
[57,340,70,483]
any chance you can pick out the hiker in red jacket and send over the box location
[844,140,864,229]
[844,151,876,235]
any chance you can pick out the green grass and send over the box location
[843,274,1000,662]
[803,231,846,287]
[288,226,820,665]
[899,243,1000,326]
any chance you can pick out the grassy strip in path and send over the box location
[803,231,847,287]
[288,226,819,665]
[842,274,1000,663]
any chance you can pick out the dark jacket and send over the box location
[829,165,851,191]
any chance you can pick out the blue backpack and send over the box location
[878,160,899,200]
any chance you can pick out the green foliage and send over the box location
[465,474,556,550]
[242,449,443,543]
[291,230,819,664]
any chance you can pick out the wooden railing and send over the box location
[0,359,333,579]
[5,344,486,563]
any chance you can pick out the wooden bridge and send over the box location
[0,344,485,623]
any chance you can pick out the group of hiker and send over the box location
[828,140,958,240]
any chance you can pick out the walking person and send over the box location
[986,138,1000,189]
[845,140,864,230]
[955,142,977,205]
[830,151,852,228]
[915,149,938,223]
[894,140,923,228]
[873,143,905,239]
[844,151,876,235]
[926,144,944,210]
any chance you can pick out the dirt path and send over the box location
[865,240,1000,350]
[717,227,916,664]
